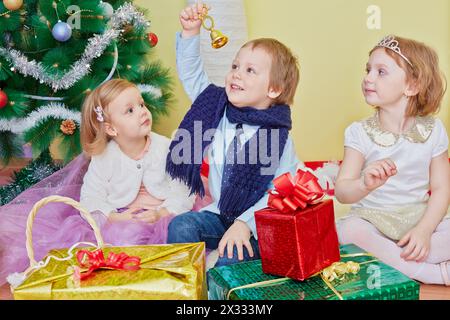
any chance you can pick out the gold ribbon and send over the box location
[319,261,360,300]
[226,278,291,300]
[226,253,378,300]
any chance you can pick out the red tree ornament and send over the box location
[147,32,158,47]
[0,90,8,109]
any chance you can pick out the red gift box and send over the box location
[255,170,340,281]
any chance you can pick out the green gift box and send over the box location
[207,244,419,300]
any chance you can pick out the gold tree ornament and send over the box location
[60,119,76,135]
[3,0,23,11]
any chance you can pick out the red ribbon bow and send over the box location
[76,249,141,280]
[268,169,325,213]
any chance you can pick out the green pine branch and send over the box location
[0,3,21,33]
[0,57,13,80]
[140,63,172,88]
[23,118,61,157]
[0,131,23,166]
[65,74,104,110]
[57,129,81,164]
[0,148,61,205]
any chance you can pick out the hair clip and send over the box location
[375,35,413,67]
[94,106,104,122]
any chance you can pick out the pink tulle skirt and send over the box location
[0,154,175,286]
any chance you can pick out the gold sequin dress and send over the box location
[343,112,449,240]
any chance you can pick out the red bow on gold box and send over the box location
[76,249,141,280]
[255,169,340,281]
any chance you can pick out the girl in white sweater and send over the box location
[0,79,194,286]
[79,79,194,224]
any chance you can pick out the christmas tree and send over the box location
[0,0,172,165]
[0,148,61,205]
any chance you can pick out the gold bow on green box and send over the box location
[208,244,420,300]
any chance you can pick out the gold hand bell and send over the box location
[200,6,228,49]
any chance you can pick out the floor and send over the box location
[1,282,449,300]
[0,159,449,300]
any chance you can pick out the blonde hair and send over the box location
[370,36,447,117]
[242,38,300,106]
[80,79,138,156]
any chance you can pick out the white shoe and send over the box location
[440,262,450,286]
[206,249,219,271]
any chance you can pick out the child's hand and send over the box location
[133,209,160,224]
[180,1,209,38]
[108,208,141,222]
[361,158,397,191]
[133,207,172,224]
[398,225,433,262]
[156,207,172,218]
[218,220,253,261]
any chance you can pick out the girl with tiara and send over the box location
[335,35,450,285]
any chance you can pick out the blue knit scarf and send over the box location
[166,84,291,224]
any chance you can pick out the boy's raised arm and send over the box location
[176,3,211,102]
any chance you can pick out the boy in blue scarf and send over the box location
[166,2,302,267]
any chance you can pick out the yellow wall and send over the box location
[138,0,449,161]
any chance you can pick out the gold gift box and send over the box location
[12,243,207,300]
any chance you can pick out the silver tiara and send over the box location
[376,35,413,67]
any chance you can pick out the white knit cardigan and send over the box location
[80,132,195,216]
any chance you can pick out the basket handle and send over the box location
[25,195,105,267]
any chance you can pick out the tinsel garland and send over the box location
[0,103,80,133]
[0,149,61,205]
[0,2,150,92]
[137,84,162,98]
[0,84,161,134]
